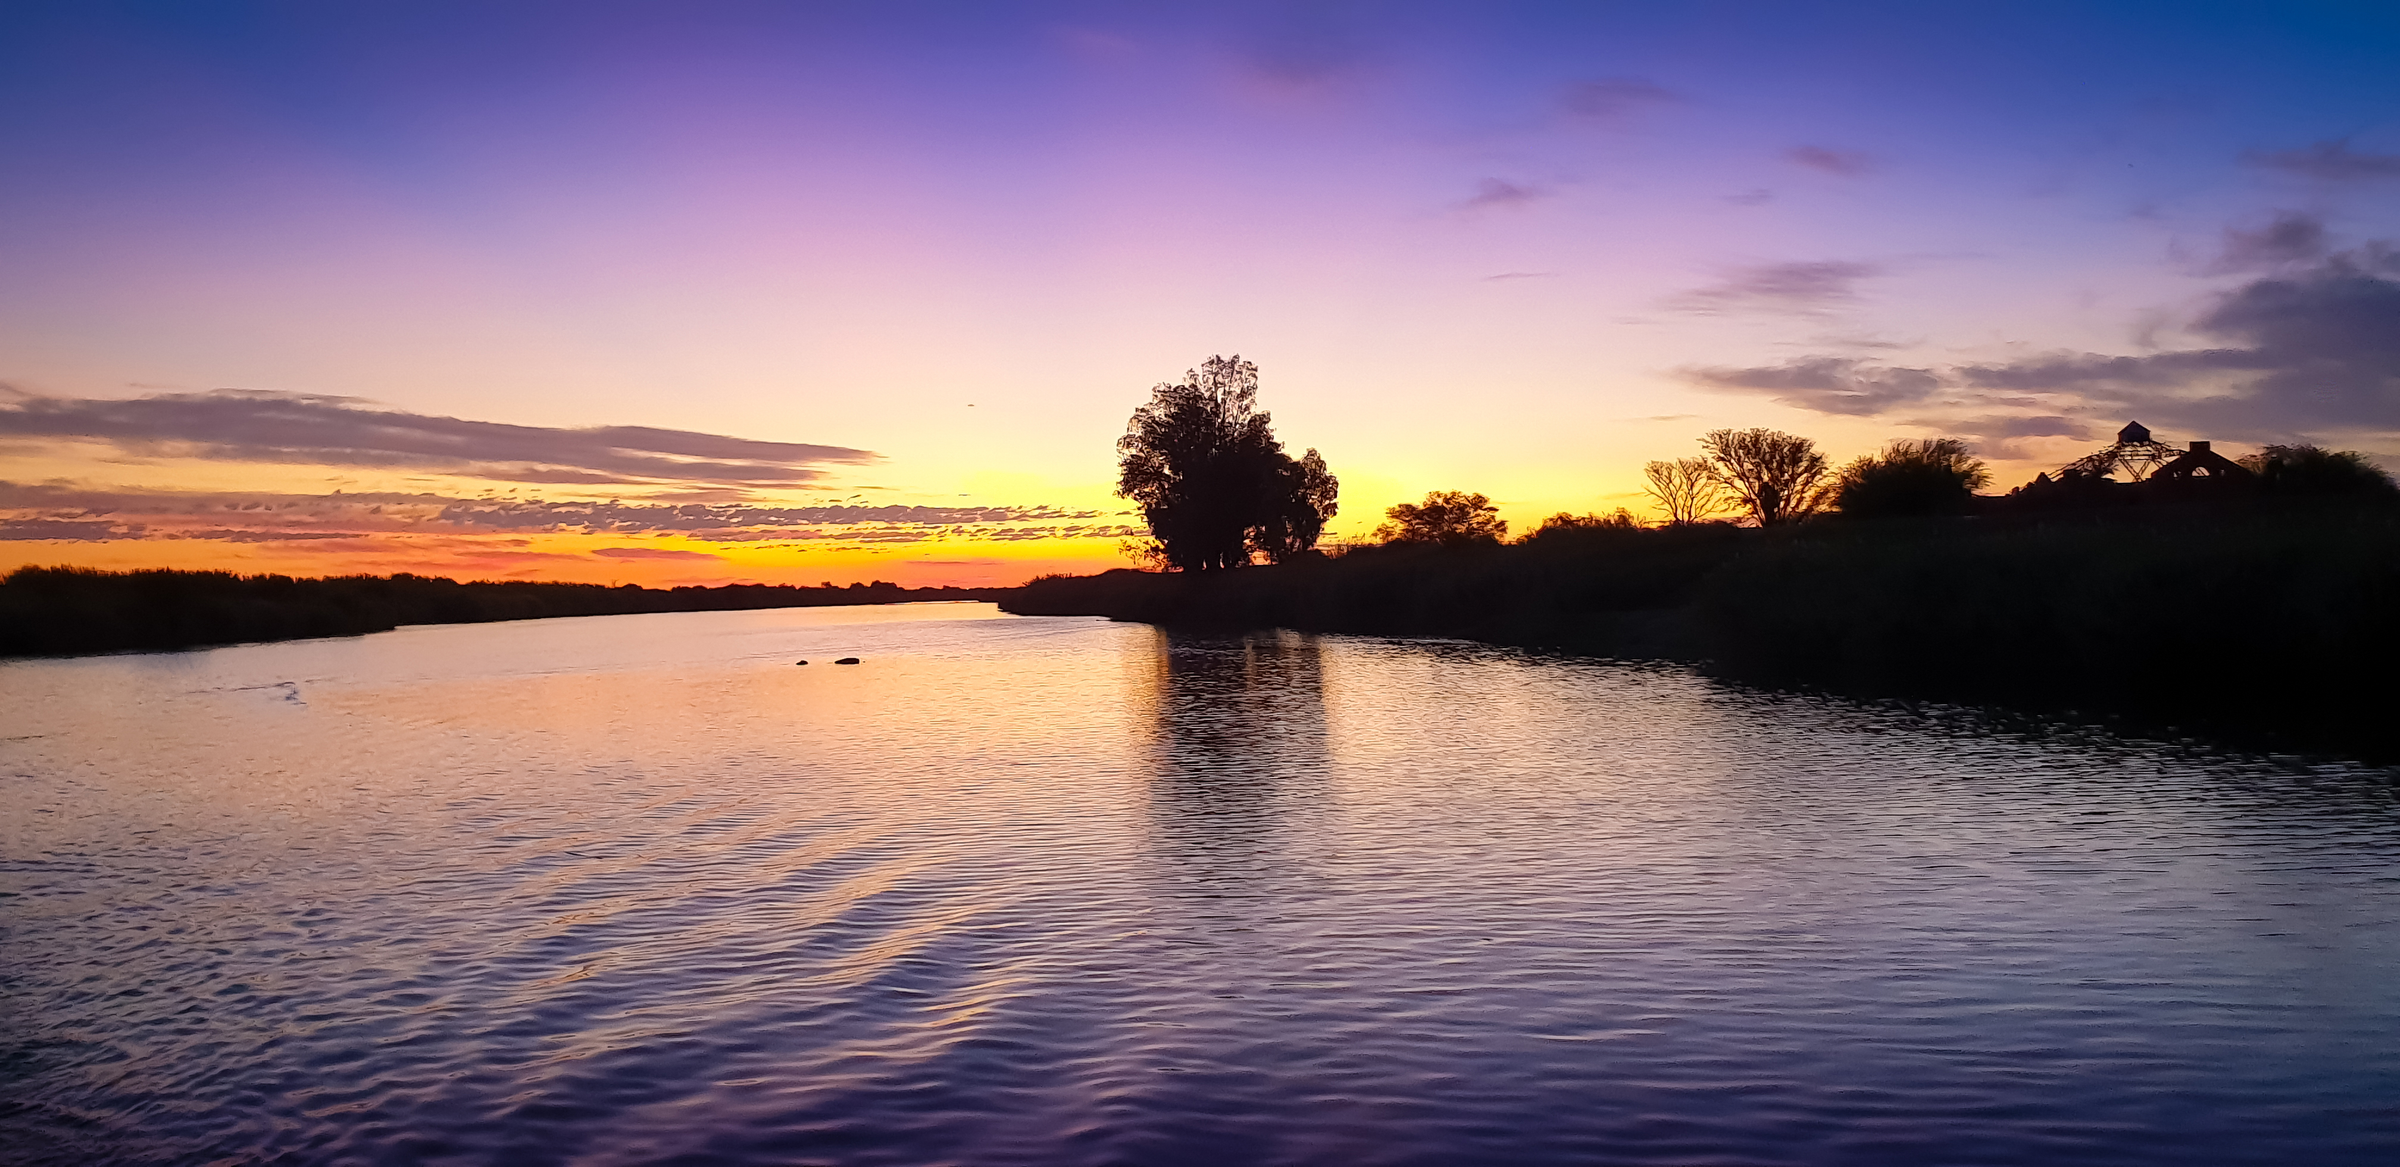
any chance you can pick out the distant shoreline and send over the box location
[1003,506,2400,764]
[0,567,1018,660]
[17,509,2398,766]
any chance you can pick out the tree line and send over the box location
[0,569,1007,658]
[1115,357,2395,562]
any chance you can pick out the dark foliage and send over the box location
[1695,510,2400,759]
[1007,507,2400,761]
[0,567,1006,658]
[2240,444,2399,498]
[1523,509,1642,542]
[1834,438,1992,518]
[1375,490,1508,546]
[1011,522,1747,654]
[1252,447,1342,563]
[1116,356,1339,570]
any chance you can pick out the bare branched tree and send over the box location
[1699,428,1831,526]
[1644,457,1732,524]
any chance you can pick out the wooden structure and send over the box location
[2001,423,2254,509]
[2149,440,2254,481]
[2059,421,2189,482]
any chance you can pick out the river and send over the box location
[2,603,2395,1165]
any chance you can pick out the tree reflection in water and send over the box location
[1133,629,1332,900]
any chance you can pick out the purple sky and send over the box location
[3,1,2396,581]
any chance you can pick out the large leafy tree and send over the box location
[2240,444,2398,498]
[1374,491,1507,546]
[1833,438,1992,517]
[1117,356,1340,570]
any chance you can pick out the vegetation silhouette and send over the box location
[1375,491,1508,546]
[2243,444,2399,498]
[1117,355,1338,570]
[1016,418,2400,759]
[1523,509,1642,541]
[1010,504,2400,759]
[0,567,1005,658]
[1699,428,1831,526]
[1644,457,1733,524]
[1834,439,1992,518]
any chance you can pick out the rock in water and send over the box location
[835,657,861,665]
[795,660,808,665]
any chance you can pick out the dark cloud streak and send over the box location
[0,389,877,488]
[0,481,1119,546]
[2213,212,2329,272]
[2243,140,2400,181]
[1685,357,1942,416]
[1691,251,2400,441]
[1787,146,1874,176]
[1559,77,1677,120]
[1673,261,1881,315]
[1457,178,1546,211]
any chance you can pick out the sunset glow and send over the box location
[5,2,2395,583]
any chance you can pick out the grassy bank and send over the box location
[0,567,1010,658]
[1006,507,2400,761]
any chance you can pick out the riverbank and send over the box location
[1005,507,2400,761]
[0,567,1012,658]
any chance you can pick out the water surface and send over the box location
[3,604,2396,1165]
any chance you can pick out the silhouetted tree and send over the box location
[1252,448,1342,563]
[1644,457,1733,524]
[2240,444,2398,499]
[1833,438,1992,517]
[1522,509,1641,542]
[1117,355,1340,570]
[1701,428,1830,526]
[1375,491,1507,546]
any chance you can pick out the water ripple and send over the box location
[1,606,2395,1164]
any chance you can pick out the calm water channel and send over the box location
[3,603,2396,1165]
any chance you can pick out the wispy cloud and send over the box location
[1954,250,2400,432]
[1558,77,1678,121]
[0,389,877,489]
[1684,357,1943,416]
[1456,178,1548,212]
[593,546,722,560]
[1687,247,2400,443]
[1,518,126,541]
[2243,139,2400,181]
[0,482,1132,547]
[1787,145,1875,176]
[2212,211,2329,272]
[1672,260,1882,315]
[1232,6,1377,93]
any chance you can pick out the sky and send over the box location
[3,0,2396,586]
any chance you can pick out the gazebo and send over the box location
[2057,421,2189,482]
[2001,421,2256,509]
